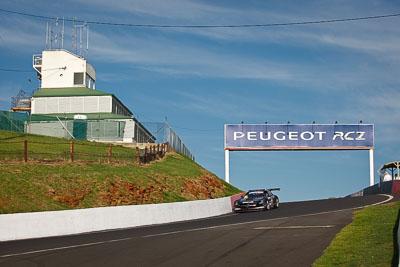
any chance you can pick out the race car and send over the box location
[233,188,280,212]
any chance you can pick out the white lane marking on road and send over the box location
[0,194,393,258]
[243,234,332,238]
[368,194,393,206]
[142,194,394,238]
[253,225,335,230]
[0,238,132,259]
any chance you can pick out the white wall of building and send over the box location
[39,50,96,89]
[31,96,113,114]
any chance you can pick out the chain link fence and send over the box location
[142,122,194,160]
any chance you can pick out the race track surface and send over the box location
[0,194,393,267]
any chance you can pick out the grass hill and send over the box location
[0,129,241,214]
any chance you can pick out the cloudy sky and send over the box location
[1,0,399,201]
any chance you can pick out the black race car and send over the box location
[233,188,280,212]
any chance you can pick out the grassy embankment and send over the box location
[0,129,241,214]
[313,201,400,266]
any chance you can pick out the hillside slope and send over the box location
[0,130,241,214]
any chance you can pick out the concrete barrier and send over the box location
[230,192,246,210]
[0,196,236,241]
[348,180,400,197]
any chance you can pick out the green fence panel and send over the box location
[73,120,88,140]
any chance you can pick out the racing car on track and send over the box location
[233,188,280,212]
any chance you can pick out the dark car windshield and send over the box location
[246,192,264,198]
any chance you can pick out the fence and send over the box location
[0,110,194,161]
[0,139,168,165]
[0,111,147,143]
[142,122,194,161]
[166,126,194,160]
[0,111,26,133]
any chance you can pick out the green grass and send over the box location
[313,201,400,266]
[0,130,242,214]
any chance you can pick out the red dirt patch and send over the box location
[99,178,168,206]
[180,174,225,200]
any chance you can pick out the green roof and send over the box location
[30,113,132,121]
[33,87,112,97]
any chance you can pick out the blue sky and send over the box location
[1,0,399,202]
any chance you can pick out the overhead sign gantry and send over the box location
[224,123,374,185]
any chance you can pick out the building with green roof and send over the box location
[27,49,155,143]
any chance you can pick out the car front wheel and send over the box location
[275,198,279,208]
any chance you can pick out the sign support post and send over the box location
[369,149,374,186]
[225,149,230,184]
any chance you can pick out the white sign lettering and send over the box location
[234,131,366,142]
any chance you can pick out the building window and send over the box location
[74,72,84,85]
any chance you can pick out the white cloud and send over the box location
[0,16,45,51]
[88,29,303,81]
[170,90,285,121]
[3,0,398,93]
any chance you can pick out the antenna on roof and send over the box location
[46,17,64,50]
[72,17,89,59]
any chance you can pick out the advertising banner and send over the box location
[224,124,374,150]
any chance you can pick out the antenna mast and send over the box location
[72,18,89,59]
[46,17,64,50]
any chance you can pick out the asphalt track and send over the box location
[0,194,394,267]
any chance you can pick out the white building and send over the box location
[33,50,96,89]
[27,49,154,143]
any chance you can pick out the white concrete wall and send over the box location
[39,50,95,89]
[0,197,232,241]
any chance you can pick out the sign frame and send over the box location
[224,123,375,186]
